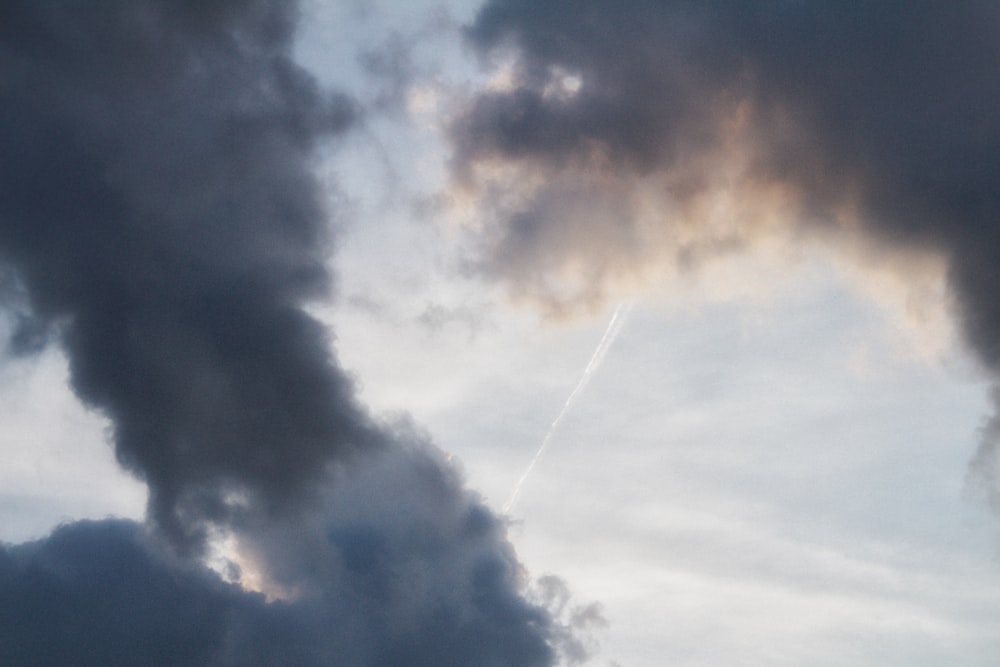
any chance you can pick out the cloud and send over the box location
[451,1,998,329]
[448,0,1000,493]
[0,442,564,666]
[0,0,370,542]
[0,520,255,667]
[0,1,582,663]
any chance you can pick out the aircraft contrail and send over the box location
[503,303,632,514]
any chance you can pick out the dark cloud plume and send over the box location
[0,1,575,664]
[0,0,372,538]
[453,0,999,318]
[1,520,262,667]
[452,0,1000,491]
[0,446,562,666]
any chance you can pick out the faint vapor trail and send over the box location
[504,304,632,514]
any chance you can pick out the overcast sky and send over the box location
[2,2,1000,665]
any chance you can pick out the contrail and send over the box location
[503,303,632,513]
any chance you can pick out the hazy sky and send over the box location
[2,2,999,665]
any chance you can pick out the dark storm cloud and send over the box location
[0,446,564,666]
[0,447,570,665]
[454,1,999,324]
[452,0,1000,491]
[0,1,574,664]
[234,440,563,666]
[0,0,373,539]
[1,520,246,666]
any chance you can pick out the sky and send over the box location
[1,1,999,665]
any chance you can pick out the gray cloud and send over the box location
[450,0,1000,494]
[234,439,561,666]
[417,301,492,338]
[453,0,999,326]
[0,443,562,666]
[0,1,577,663]
[0,0,370,541]
[1,520,258,667]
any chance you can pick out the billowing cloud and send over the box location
[0,1,580,663]
[449,0,1000,495]
[0,443,565,666]
[0,0,371,540]
[452,1,998,320]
